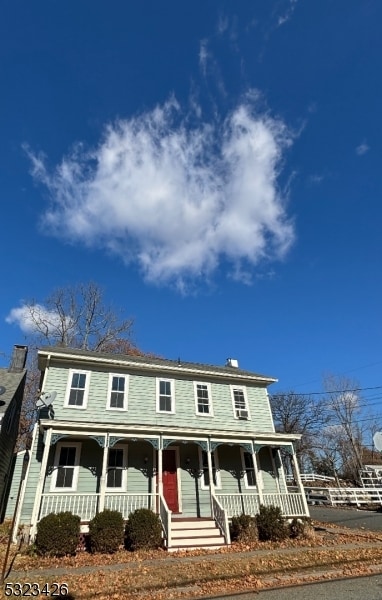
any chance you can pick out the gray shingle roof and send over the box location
[38,346,277,383]
[0,368,26,414]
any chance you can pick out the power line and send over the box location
[271,384,382,398]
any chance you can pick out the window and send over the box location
[107,374,128,410]
[65,370,90,408]
[157,379,174,413]
[106,446,127,489]
[51,443,81,491]
[231,386,250,420]
[199,448,221,489]
[195,383,212,416]
[242,450,257,488]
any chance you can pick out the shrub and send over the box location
[89,509,124,553]
[256,505,288,542]
[35,512,80,556]
[230,514,258,543]
[289,517,314,539]
[125,508,163,550]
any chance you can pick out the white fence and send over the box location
[306,487,382,507]
[286,473,336,483]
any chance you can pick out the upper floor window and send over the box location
[231,386,250,420]
[194,383,213,416]
[51,443,81,491]
[107,445,127,489]
[157,379,175,413]
[65,370,90,409]
[107,374,128,410]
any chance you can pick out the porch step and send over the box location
[167,518,227,552]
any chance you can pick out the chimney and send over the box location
[8,345,28,373]
[226,358,239,368]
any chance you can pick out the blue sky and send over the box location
[1,1,381,403]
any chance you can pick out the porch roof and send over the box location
[39,418,302,444]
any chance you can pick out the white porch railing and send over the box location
[159,494,172,548]
[104,493,157,519]
[212,494,231,545]
[216,492,307,517]
[39,493,100,521]
[286,473,335,483]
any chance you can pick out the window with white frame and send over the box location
[157,379,174,413]
[107,374,128,410]
[195,383,212,415]
[65,370,90,408]
[106,445,127,489]
[241,450,257,488]
[199,448,221,489]
[51,443,81,491]
[231,387,250,420]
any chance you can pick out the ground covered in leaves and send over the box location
[2,521,382,599]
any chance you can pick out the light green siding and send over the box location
[45,364,275,433]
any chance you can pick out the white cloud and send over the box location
[199,39,209,76]
[277,0,299,27]
[6,304,63,334]
[27,95,295,288]
[355,141,369,156]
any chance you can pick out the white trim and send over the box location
[64,370,90,410]
[240,447,257,489]
[50,442,81,491]
[156,378,175,414]
[106,444,128,490]
[194,382,213,417]
[106,373,128,411]
[230,385,251,420]
[199,447,221,490]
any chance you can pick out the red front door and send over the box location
[162,449,179,512]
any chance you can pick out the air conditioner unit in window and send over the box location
[237,409,249,420]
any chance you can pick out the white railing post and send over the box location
[157,437,163,502]
[290,444,309,516]
[98,433,109,513]
[30,427,52,539]
[252,446,263,505]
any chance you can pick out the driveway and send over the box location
[309,505,382,532]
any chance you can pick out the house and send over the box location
[0,345,28,521]
[9,347,309,550]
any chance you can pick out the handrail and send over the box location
[212,493,231,545]
[159,494,172,549]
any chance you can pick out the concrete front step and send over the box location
[167,518,227,552]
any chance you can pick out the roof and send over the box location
[0,368,27,415]
[38,346,277,385]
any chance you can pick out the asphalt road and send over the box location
[216,573,382,599]
[309,505,382,531]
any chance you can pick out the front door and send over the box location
[162,449,179,512]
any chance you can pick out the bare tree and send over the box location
[24,282,134,351]
[16,282,144,448]
[270,391,328,473]
[322,374,364,483]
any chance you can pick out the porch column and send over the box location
[206,441,215,516]
[98,433,109,513]
[251,447,263,505]
[157,437,163,498]
[291,444,309,516]
[30,427,53,539]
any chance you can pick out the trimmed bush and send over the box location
[89,509,124,553]
[35,512,80,556]
[125,508,163,550]
[289,517,314,539]
[230,514,258,543]
[256,505,288,542]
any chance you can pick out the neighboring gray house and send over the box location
[9,347,308,550]
[0,345,28,521]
